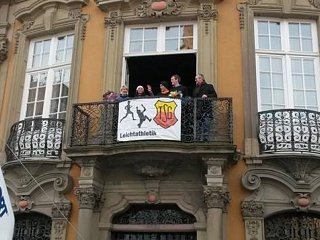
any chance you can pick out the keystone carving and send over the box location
[136,0,183,17]
[203,186,230,211]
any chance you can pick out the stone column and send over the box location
[203,186,230,240]
[241,201,264,240]
[50,203,72,240]
[75,187,103,240]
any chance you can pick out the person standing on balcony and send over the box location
[147,81,171,97]
[103,90,118,102]
[116,85,129,102]
[170,74,188,97]
[135,85,148,97]
[192,74,217,141]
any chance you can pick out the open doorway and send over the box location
[126,54,196,97]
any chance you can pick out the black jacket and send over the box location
[192,83,217,98]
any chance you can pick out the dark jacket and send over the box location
[171,85,188,97]
[192,83,217,98]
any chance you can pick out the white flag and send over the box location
[0,166,15,239]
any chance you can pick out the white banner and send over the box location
[117,98,181,142]
[0,166,15,240]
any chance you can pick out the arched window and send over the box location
[13,212,52,240]
[265,212,320,240]
[112,204,197,240]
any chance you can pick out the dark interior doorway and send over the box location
[126,54,196,97]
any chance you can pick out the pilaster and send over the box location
[241,201,264,240]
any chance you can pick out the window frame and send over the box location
[254,18,320,111]
[21,32,74,120]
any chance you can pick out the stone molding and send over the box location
[241,200,264,218]
[203,185,230,211]
[75,187,103,210]
[136,0,183,18]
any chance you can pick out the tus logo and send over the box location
[154,100,178,129]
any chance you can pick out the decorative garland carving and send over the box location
[74,187,103,210]
[52,202,72,219]
[105,11,122,41]
[136,0,183,17]
[247,219,260,239]
[203,186,230,211]
[0,38,8,64]
[197,4,218,21]
[308,0,320,8]
[241,200,264,218]
[237,4,245,30]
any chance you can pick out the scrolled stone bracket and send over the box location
[242,170,261,191]
[203,185,230,212]
[53,174,73,194]
[75,187,104,210]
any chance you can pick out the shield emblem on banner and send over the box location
[154,100,178,129]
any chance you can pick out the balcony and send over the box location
[5,118,65,161]
[258,109,320,154]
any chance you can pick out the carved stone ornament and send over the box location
[197,4,218,21]
[241,200,264,218]
[53,220,66,240]
[247,219,260,239]
[53,175,73,194]
[309,0,320,8]
[291,193,314,212]
[68,9,89,40]
[203,186,230,211]
[52,202,72,219]
[0,38,8,64]
[16,196,33,212]
[105,11,122,28]
[74,187,103,210]
[136,0,183,18]
[247,0,262,4]
[134,160,178,177]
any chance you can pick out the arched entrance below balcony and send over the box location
[111,204,197,240]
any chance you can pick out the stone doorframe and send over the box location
[98,0,220,95]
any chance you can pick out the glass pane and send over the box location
[67,35,74,47]
[56,50,64,62]
[274,89,284,104]
[290,38,300,51]
[39,73,47,86]
[306,91,317,106]
[61,83,69,96]
[43,40,51,53]
[35,102,44,115]
[301,23,311,37]
[144,40,157,52]
[166,39,178,51]
[303,59,314,73]
[34,42,42,54]
[294,91,305,105]
[144,28,157,39]
[272,74,283,88]
[129,41,142,53]
[66,49,73,62]
[26,103,34,117]
[181,25,193,37]
[30,75,38,88]
[258,21,268,34]
[32,55,41,67]
[60,98,67,111]
[49,113,57,119]
[180,38,193,50]
[302,39,312,52]
[272,58,282,72]
[292,75,303,89]
[52,85,60,98]
[259,57,270,72]
[63,69,71,83]
[258,36,269,49]
[58,112,66,119]
[50,99,59,113]
[305,75,316,89]
[289,23,299,37]
[28,89,36,102]
[166,26,179,38]
[261,104,272,111]
[57,36,66,50]
[42,53,49,66]
[270,22,280,35]
[260,73,271,87]
[291,59,302,73]
[130,28,143,41]
[261,89,272,103]
[37,87,46,101]
[271,37,281,50]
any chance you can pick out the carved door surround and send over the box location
[100,0,219,95]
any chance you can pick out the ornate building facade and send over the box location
[1,0,320,239]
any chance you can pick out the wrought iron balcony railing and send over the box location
[70,97,233,146]
[258,109,320,154]
[5,118,65,161]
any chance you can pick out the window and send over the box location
[124,23,197,55]
[21,33,74,120]
[255,19,320,111]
